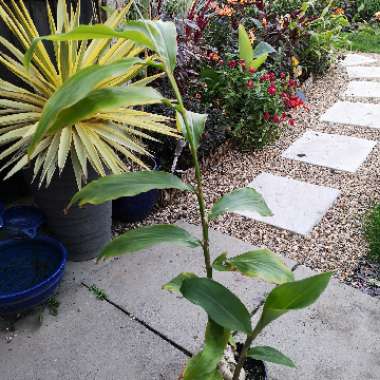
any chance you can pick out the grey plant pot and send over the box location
[26,165,112,262]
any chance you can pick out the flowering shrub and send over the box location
[203,0,348,79]
[198,58,304,150]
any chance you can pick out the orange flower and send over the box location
[208,52,221,61]
[218,5,234,17]
[334,8,345,15]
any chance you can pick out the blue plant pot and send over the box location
[112,189,160,223]
[3,206,45,238]
[112,159,160,223]
[0,236,67,315]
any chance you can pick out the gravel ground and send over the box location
[114,53,380,297]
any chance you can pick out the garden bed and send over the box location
[114,57,380,296]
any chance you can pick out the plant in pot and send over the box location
[29,15,333,378]
[0,0,179,261]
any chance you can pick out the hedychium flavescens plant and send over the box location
[25,10,333,380]
[0,0,178,188]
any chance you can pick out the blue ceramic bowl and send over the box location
[0,236,67,315]
[3,206,45,238]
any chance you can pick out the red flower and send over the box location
[249,66,256,74]
[247,79,254,89]
[272,114,280,123]
[269,72,276,81]
[288,118,295,126]
[263,112,271,121]
[287,95,304,108]
[268,85,277,96]
[281,112,287,121]
[280,72,286,79]
[228,60,237,69]
[260,73,270,82]
[288,79,297,88]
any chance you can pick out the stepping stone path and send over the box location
[243,173,340,236]
[282,130,376,173]
[236,53,379,236]
[340,53,377,66]
[346,65,380,79]
[321,101,380,128]
[345,80,380,98]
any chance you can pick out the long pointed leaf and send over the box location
[209,188,272,221]
[180,278,252,334]
[98,224,202,260]
[212,249,294,285]
[68,171,193,208]
[28,58,142,155]
[183,320,229,380]
[256,272,333,333]
[248,346,296,368]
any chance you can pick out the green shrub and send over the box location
[198,59,303,150]
[364,204,380,262]
[356,0,380,21]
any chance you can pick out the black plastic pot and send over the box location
[26,165,112,262]
[244,358,268,380]
[112,159,160,223]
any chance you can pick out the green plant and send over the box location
[0,0,178,188]
[89,284,108,300]
[364,203,380,263]
[341,24,380,53]
[299,7,349,76]
[197,26,302,150]
[28,17,332,380]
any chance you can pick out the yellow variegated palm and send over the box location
[0,0,177,188]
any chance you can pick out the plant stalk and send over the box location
[232,328,260,380]
[168,72,213,279]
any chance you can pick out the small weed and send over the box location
[47,297,60,316]
[89,284,107,300]
[364,203,380,263]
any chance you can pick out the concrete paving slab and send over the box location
[341,53,376,67]
[0,283,186,380]
[346,66,380,79]
[83,222,280,353]
[82,223,380,380]
[242,173,340,235]
[345,80,380,98]
[282,130,376,172]
[320,101,380,129]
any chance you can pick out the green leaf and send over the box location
[253,42,276,57]
[250,54,268,70]
[183,320,229,380]
[209,188,272,221]
[212,249,294,285]
[52,86,164,134]
[163,272,198,293]
[238,24,253,65]
[248,346,296,368]
[24,25,154,68]
[28,58,142,155]
[98,224,201,260]
[180,278,252,334]
[68,171,193,208]
[256,272,333,333]
[125,20,178,71]
[176,111,207,149]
